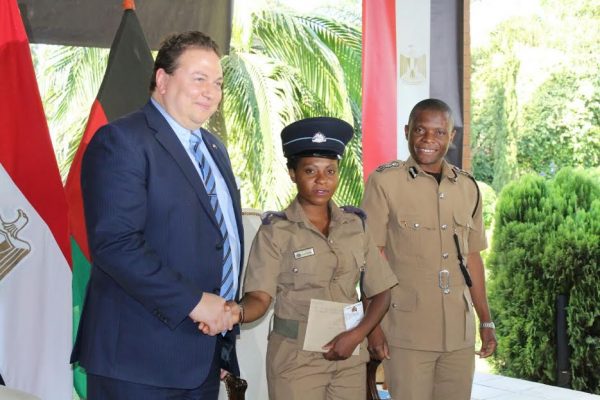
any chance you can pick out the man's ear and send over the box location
[450,128,456,142]
[155,68,169,95]
[404,124,410,140]
[288,168,296,183]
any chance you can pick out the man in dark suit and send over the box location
[71,31,244,399]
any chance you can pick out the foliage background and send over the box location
[470,0,600,191]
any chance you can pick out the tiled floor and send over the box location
[471,372,600,400]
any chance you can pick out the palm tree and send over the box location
[33,6,363,210]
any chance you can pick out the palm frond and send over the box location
[219,52,298,209]
[252,11,353,121]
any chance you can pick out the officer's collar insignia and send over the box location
[408,166,418,179]
[311,132,327,143]
[376,161,400,172]
[294,248,315,259]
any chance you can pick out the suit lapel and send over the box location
[143,102,219,229]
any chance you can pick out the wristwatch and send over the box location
[480,321,495,329]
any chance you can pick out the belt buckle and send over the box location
[439,269,450,294]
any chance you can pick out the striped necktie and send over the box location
[189,132,234,300]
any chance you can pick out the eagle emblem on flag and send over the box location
[0,209,31,280]
[399,46,427,85]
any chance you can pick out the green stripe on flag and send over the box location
[71,237,91,398]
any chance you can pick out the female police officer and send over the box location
[234,117,397,400]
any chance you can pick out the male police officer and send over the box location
[362,99,497,400]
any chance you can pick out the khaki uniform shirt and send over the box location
[362,157,487,352]
[244,198,397,346]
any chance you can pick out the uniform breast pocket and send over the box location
[453,212,476,255]
[287,254,330,291]
[392,213,435,256]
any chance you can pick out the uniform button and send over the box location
[441,224,448,230]
[332,277,338,281]
[442,252,449,259]
[413,223,420,228]
[212,287,220,294]
[439,192,445,199]
[391,303,397,309]
[328,239,334,244]
[216,242,223,250]
[292,267,299,273]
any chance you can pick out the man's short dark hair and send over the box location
[149,31,220,92]
[408,98,455,130]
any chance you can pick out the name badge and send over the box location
[294,248,315,259]
[343,302,364,330]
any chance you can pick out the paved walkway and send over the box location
[376,372,600,400]
[472,372,600,400]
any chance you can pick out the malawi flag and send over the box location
[362,0,468,175]
[64,1,153,397]
[0,0,72,399]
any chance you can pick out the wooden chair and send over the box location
[366,358,383,400]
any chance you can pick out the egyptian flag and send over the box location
[0,0,72,398]
[64,0,153,396]
[362,0,467,176]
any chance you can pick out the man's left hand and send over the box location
[477,327,497,358]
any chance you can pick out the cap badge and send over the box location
[311,132,327,143]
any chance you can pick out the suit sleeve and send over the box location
[81,124,199,330]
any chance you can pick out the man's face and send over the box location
[155,48,223,130]
[405,108,456,173]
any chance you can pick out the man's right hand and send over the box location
[188,293,233,336]
[367,324,390,360]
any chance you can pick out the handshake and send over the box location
[188,292,242,336]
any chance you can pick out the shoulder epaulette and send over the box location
[340,205,366,231]
[452,166,474,179]
[452,166,480,218]
[376,160,402,172]
[340,205,366,221]
[261,211,287,225]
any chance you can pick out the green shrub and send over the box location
[487,167,600,393]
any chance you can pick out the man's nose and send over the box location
[422,130,435,141]
[200,83,216,99]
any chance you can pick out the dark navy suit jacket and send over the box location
[71,101,243,388]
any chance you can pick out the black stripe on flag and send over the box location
[431,0,464,168]
[96,9,154,122]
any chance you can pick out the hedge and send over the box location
[487,167,600,394]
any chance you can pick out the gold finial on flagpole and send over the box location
[122,0,135,10]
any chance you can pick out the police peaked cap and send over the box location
[281,117,354,159]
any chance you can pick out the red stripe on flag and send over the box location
[362,0,398,177]
[65,100,108,261]
[0,0,70,265]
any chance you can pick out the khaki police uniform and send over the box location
[361,157,487,400]
[244,198,397,400]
